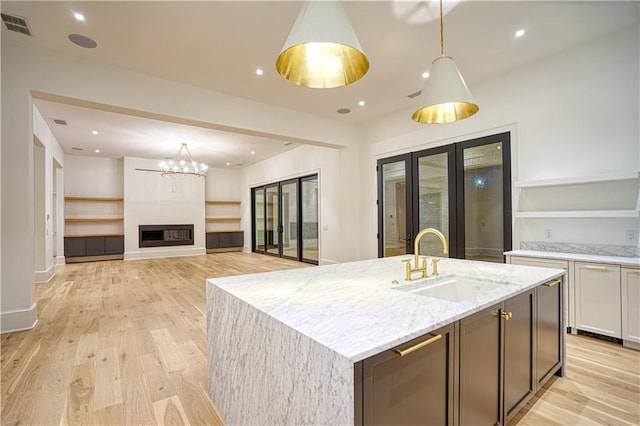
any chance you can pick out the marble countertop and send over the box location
[207,256,564,363]
[505,250,640,268]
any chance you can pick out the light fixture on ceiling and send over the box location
[275,1,369,89]
[412,0,478,124]
[73,12,85,22]
[159,143,208,179]
[515,29,525,38]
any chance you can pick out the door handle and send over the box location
[394,334,442,357]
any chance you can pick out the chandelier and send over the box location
[160,143,208,178]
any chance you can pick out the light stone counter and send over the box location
[207,256,565,425]
[506,249,640,268]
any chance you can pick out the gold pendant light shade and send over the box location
[412,56,479,124]
[276,1,369,89]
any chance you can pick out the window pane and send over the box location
[266,186,279,255]
[417,152,449,257]
[463,142,504,263]
[281,182,298,259]
[382,161,408,257]
[254,189,265,251]
[301,177,318,262]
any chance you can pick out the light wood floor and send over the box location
[1,253,639,425]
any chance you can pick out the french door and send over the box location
[377,132,512,262]
[252,174,318,264]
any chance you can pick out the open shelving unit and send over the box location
[513,171,640,247]
[205,200,244,252]
[64,196,125,262]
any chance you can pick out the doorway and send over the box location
[252,174,319,264]
[377,132,512,262]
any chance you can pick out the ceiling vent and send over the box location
[1,13,33,36]
[407,90,422,99]
[51,118,67,126]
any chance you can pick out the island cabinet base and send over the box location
[355,279,565,426]
[356,323,456,425]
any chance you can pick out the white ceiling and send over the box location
[3,1,638,166]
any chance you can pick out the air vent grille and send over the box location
[51,118,67,126]
[1,13,32,36]
[407,90,422,99]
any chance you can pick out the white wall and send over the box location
[123,157,205,259]
[357,24,640,259]
[1,37,359,333]
[33,106,65,274]
[205,167,242,201]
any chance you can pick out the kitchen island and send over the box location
[206,256,566,425]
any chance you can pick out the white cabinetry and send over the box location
[622,268,640,349]
[574,262,621,338]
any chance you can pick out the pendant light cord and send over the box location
[439,0,445,57]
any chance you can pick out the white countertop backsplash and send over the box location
[208,256,564,362]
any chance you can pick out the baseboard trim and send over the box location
[207,247,243,254]
[65,254,124,263]
[34,266,54,283]
[55,256,66,266]
[1,303,38,334]
[319,259,339,265]
[124,247,206,260]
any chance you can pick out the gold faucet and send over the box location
[403,228,449,281]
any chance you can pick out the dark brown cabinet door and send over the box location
[503,290,535,420]
[361,324,454,426]
[459,303,502,426]
[85,236,105,256]
[536,279,563,386]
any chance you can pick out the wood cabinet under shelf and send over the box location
[356,279,564,425]
[622,268,640,349]
[575,262,622,339]
[64,196,124,261]
[205,200,243,252]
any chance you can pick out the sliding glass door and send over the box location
[252,174,318,264]
[378,132,511,262]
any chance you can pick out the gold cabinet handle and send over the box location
[394,334,442,357]
[492,310,512,320]
[584,265,610,272]
[544,279,561,287]
[501,311,513,320]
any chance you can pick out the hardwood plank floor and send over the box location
[1,253,307,426]
[1,252,639,425]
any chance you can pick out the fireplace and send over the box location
[139,224,194,248]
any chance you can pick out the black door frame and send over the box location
[251,174,319,265]
[376,153,413,258]
[377,132,512,260]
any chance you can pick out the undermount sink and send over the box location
[393,275,504,302]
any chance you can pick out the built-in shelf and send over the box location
[65,196,124,202]
[206,217,241,222]
[205,200,241,205]
[515,210,639,219]
[64,233,125,238]
[65,217,124,223]
[515,171,639,188]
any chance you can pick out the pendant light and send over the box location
[412,0,478,124]
[276,1,369,89]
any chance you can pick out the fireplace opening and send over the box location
[139,224,194,248]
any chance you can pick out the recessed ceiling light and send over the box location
[226,162,231,166]
[73,12,85,22]
[515,29,525,38]
[250,151,256,155]
[358,100,365,107]
[422,71,430,79]
[92,130,98,135]
[256,68,263,76]
[95,149,100,153]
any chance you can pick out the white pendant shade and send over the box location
[276,1,369,89]
[412,56,479,124]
